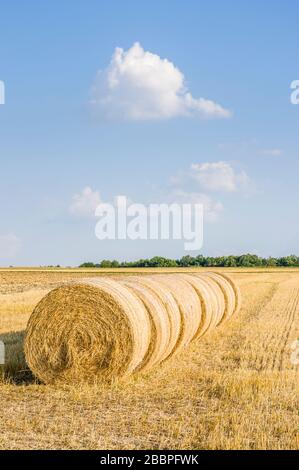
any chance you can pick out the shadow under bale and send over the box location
[0,331,36,384]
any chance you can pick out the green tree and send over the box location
[111,260,120,268]
[79,262,95,268]
[100,260,112,268]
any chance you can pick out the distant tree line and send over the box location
[79,254,299,268]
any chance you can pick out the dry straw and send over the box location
[25,272,240,384]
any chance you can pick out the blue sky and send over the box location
[0,0,298,265]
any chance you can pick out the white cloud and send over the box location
[0,233,21,259]
[91,42,232,121]
[260,148,282,156]
[167,161,252,222]
[169,190,223,222]
[191,161,249,192]
[70,187,101,217]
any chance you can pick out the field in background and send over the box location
[0,268,298,449]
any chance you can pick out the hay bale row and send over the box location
[24,272,241,384]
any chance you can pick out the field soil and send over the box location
[0,268,298,449]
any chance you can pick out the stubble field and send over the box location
[0,268,298,450]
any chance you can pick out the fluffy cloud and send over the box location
[70,187,101,217]
[169,190,223,222]
[191,161,249,192]
[91,42,231,121]
[0,233,21,259]
[168,161,251,221]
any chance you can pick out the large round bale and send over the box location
[120,277,171,371]
[25,278,151,384]
[122,276,182,362]
[179,274,217,337]
[204,272,236,323]
[216,272,241,317]
[153,274,202,350]
[193,274,225,328]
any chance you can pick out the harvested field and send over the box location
[0,268,298,449]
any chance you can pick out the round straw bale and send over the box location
[120,277,171,371]
[204,272,235,323]
[123,276,182,362]
[153,274,202,350]
[25,278,151,384]
[193,274,225,328]
[215,272,241,317]
[178,274,215,338]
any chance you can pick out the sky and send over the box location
[0,0,299,266]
